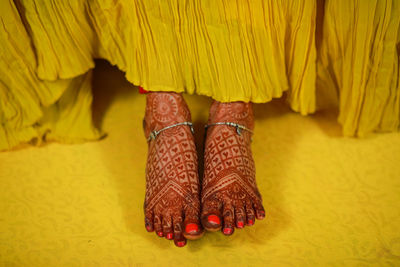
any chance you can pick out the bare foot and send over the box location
[201,100,266,235]
[143,92,203,247]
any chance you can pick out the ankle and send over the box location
[208,100,254,130]
[143,92,192,138]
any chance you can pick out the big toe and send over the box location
[183,209,203,240]
[201,199,222,231]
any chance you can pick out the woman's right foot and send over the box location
[143,92,203,247]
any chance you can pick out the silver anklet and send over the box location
[204,122,253,136]
[147,122,194,142]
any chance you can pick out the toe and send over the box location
[201,199,222,231]
[234,202,246,229]
[245,201,256,226]
[222,203,235,235]
[173,213,186,247]
[154,214,163,237]
[144,209,154,232]
[254,201,266,220]
[162,215,173,240]
[183,208,203,240]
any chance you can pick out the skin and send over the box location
[201,100,266,235]
[143,92,203,247]
[143,92,265,246]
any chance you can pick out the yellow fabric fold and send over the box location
[0,0,399,150]
[318,0,400,136]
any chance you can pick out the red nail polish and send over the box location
[157,231,163,237]
[248,219,254,225]
[237,221,244,228]
[176,241,186,247]
[166,233,173,239]
[185,223,199,234]
[146,225,152,231]
[223,228,232,235]
[207,215,221,225]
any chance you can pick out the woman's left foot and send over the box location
[201,101,266,235]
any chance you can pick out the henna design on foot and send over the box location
[201,100,266,235]
[143,92,203,247]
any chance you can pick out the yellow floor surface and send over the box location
[1,61,400,266]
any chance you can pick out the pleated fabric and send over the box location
[318,0,400,136]
[0,0,399,150]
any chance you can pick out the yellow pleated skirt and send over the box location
[0,0,399,150]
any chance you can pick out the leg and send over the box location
[201,100,266,235]
[143,91,203,247]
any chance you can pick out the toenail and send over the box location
[185,223,199,234]
[223,228,232,235]
[248,219,254,225]
[237,221,244,228]
[207,215,221,225]
[176,241,186,247]
[146,225,152,231]
[166,233,173,239]
[157,231,163,237]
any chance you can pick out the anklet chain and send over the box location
[147,122,194,142]
[205,122,253,135]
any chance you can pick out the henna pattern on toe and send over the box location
[201,100,266,235]
[143,92,203,247]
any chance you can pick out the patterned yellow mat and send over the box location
[1,61,400,266]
